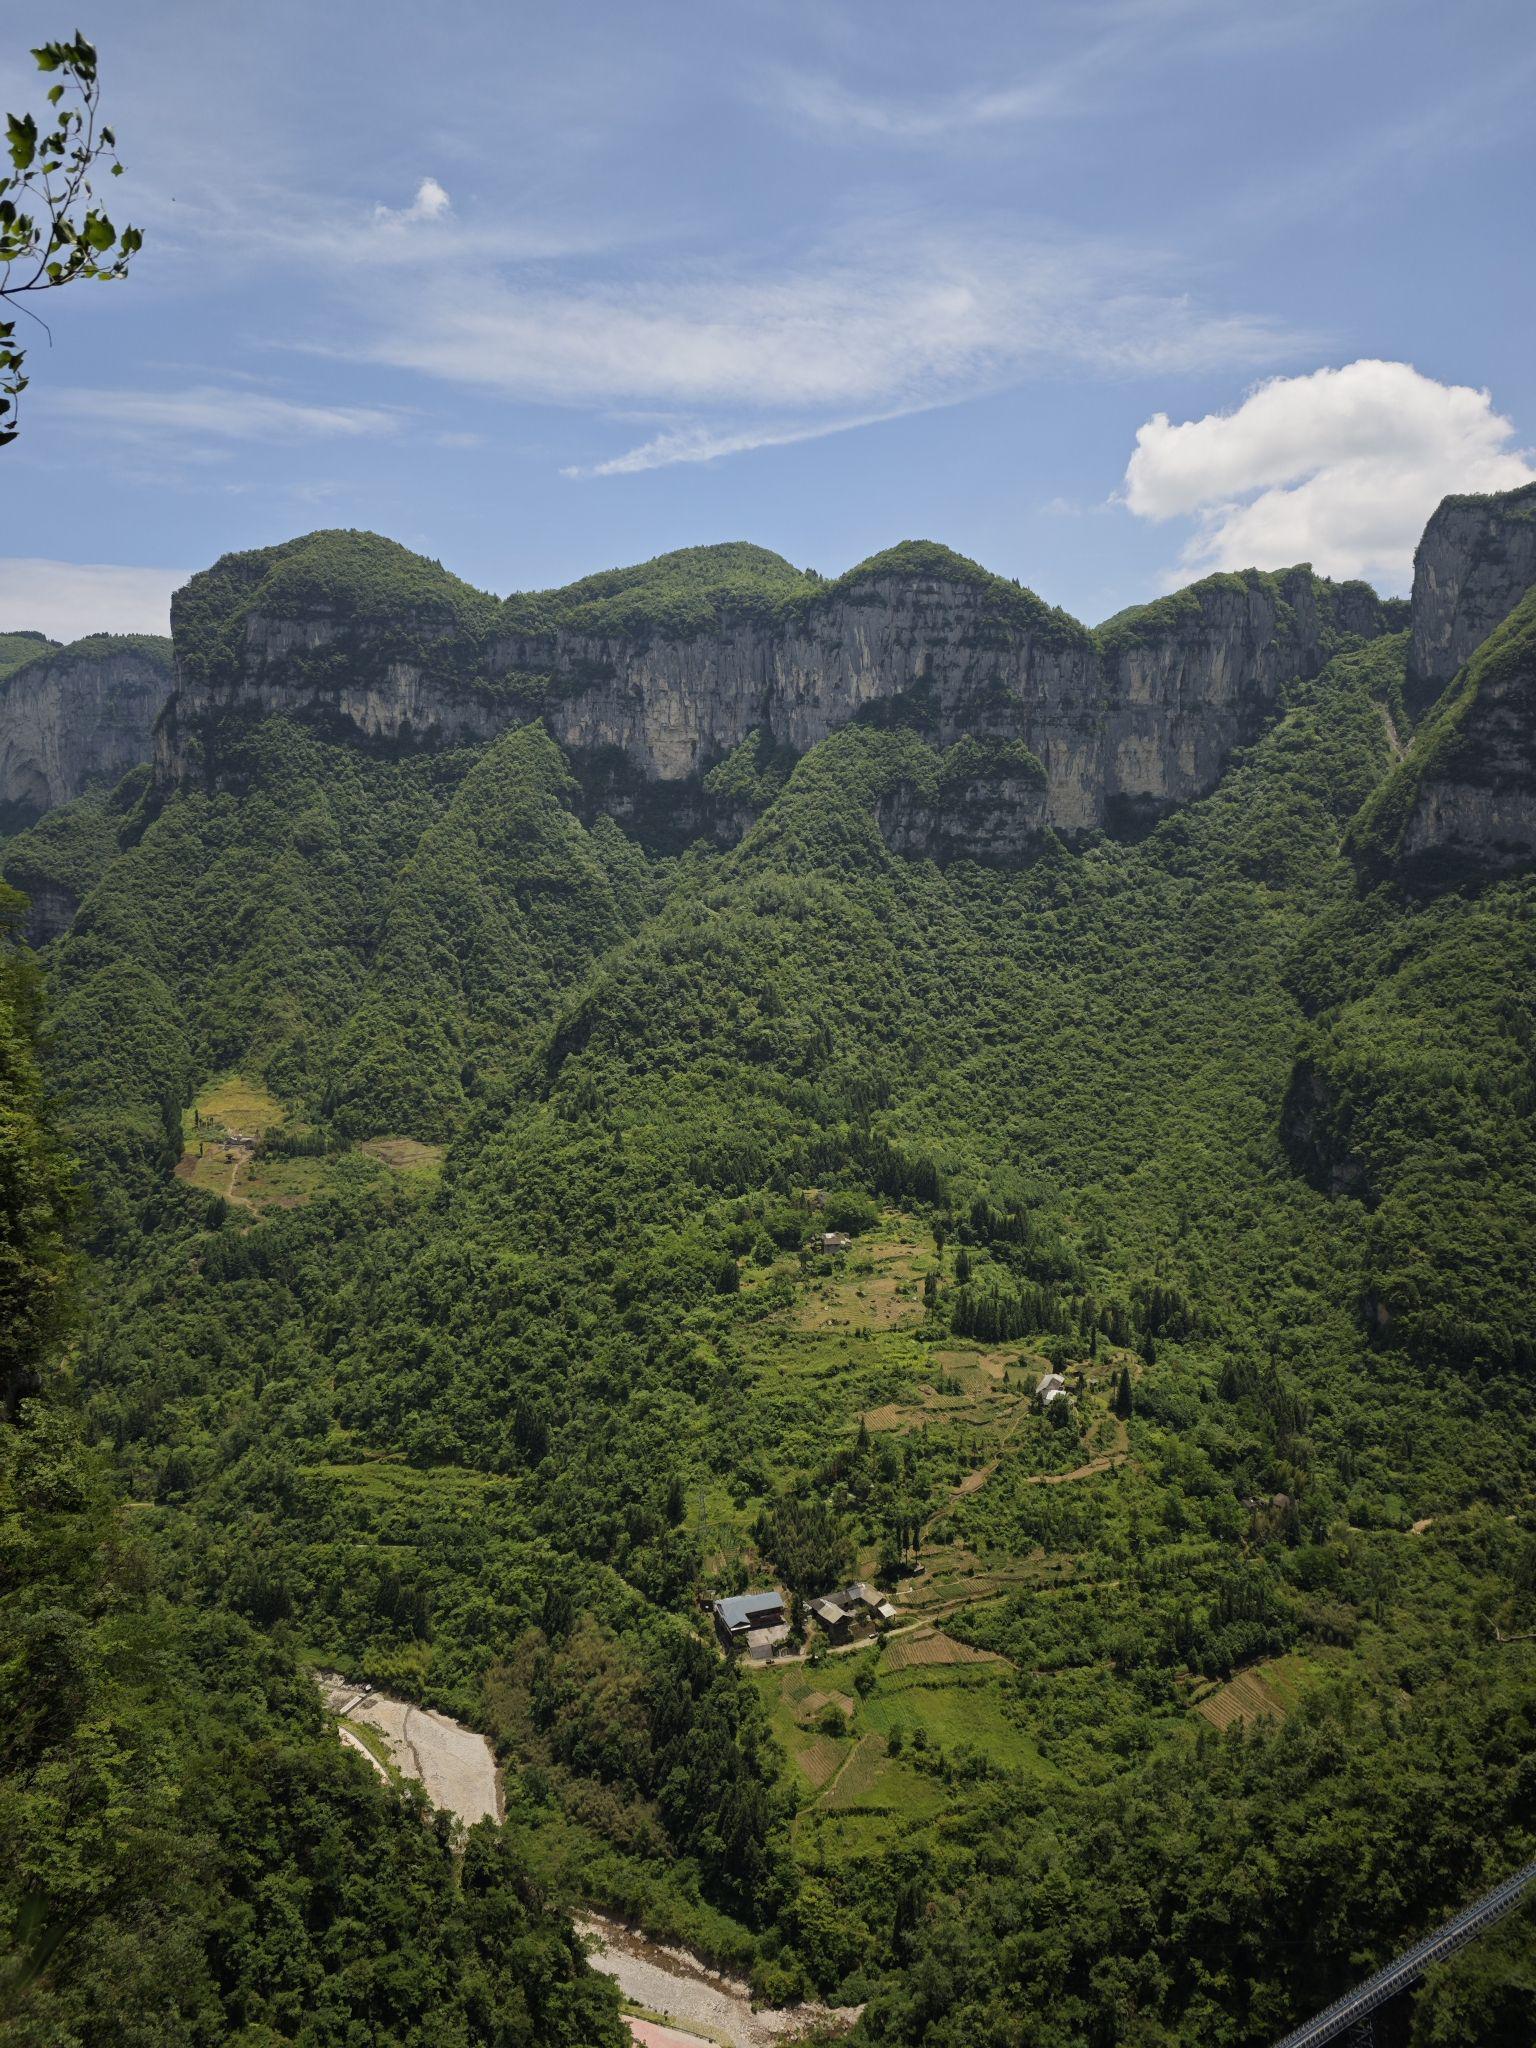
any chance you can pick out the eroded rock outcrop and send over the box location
[1,635,174,831]
[1406,481,1536,718]
[1352,588,1536,887]
[158,531,1402,861]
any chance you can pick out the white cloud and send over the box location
[764,0,1366,145]
[375,176,452,224]
[1122,360,1536,589]
[50,385,401,445]
[562,406,925,477]
[0,559,189,641]
[357,233,1302,473]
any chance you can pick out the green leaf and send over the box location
[7,113,38,173]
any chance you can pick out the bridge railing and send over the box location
[1269,1855,1536,2048]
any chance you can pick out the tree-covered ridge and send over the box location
[1095,562,1408,652]
[324,722,658,1138]
[821,539,1093,649]
[1430,477,1536,521]
[497,538,1091,647]
[0,631,59,681]
[171,528,502,688]
[169,525,1331,680]
[500,540,819,639]
[1,630,173,671]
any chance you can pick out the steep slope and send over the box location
[1407,480,1536,716]
[158,529,1401,859]
[0,634,173,832]
[1351,587,1536,886]
[0,884,626,2048]
[326,722,657,1137]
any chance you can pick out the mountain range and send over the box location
[2,480,1535,2048]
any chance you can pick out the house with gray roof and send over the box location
[713,1590,788,1655]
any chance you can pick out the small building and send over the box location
[713,1591,786,1649]
[811,1595,850,1636]
[820,1231,852,1253]
[876,1599,899,1623]
[812,1583,885,1637]
[1036,1370,1069,1411]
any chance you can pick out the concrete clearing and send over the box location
[577,1913,859,2047]
[315,1672,500,1827]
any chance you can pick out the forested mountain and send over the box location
[2,484,1534,2046]
[0,633,173,843]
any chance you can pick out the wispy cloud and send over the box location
[763,0,1370,145]
[354,229,1307,474]
[49,385,401,445]
[562,405,928,477]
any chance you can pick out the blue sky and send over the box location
[2,0,1534,637]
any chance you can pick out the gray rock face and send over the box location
[161,547,1401,862]
[1353,587,1536,888]
[1,638,174,830]
[1398,596,1536,881]
[1405,482,1536,717]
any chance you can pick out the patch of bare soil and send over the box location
[577,1913,860,2046]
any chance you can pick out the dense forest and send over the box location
[2,506,1535,2046]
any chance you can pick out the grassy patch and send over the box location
[359,1135,448,1187]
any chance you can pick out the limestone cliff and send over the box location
[0,635,174,832]
[1405,481,1536,718]
[1351,587,1536,888]
[159,530,1402,862]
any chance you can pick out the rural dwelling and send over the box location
[820,1231,852,1253]
[1036,1370,1069,1411]
[812,1582,888,1637]
[713,1590,786,1652]
[811,1595,850,1637]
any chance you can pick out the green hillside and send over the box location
[0,874,626,2046]
[0,631,60,680]
[4,592,1532,2044]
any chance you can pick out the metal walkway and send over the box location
[1271,1855,1536,2046]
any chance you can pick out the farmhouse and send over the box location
[811,1581,888,1637]
[713,1591,788,1657]
[819,1231,852,1253]
[1036,1370,1069,1411]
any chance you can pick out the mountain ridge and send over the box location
[156,528,1407,862]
